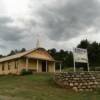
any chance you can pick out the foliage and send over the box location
[77,39,100,69]
[0,54,4,58]
[20,69,33,75]
[77,39,90,49]
[8,48,26,56]
[48,49,73,68]
[48,39,100,70]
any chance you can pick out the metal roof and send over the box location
[0,48,55,63]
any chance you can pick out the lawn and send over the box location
[0,73,99,100]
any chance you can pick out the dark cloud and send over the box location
[0,17,25,42]
[0,0,100,53]
[37,0,100,41]
[0,17,13,25]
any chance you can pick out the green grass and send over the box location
[0,74,99,100]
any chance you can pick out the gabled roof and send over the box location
[0,48,55,63]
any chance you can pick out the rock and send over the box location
[70,83,74,87]
[79,89,83,92]
[73,87,78,92]
[54,72,98,92]
[74,82,78,86]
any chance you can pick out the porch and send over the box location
[24,57,62,73]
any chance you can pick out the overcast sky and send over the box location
[0,0,100,54]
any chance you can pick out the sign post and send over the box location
[73,54,76,72]
[73,48,89,72]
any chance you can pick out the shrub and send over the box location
[20,69,33,75]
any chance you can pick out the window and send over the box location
[8,62,10,70]
[2,63,4,71]
[15,60,18,69]
[15,61,17,69]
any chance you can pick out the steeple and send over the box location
[36,39,41,48]
[36,34,41,48]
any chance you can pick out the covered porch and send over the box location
[24,57,62,73]
[25,57,56,72]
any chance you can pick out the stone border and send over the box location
[54,72,98,92]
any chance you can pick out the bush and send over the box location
[20,69,33,75]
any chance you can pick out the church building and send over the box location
[0,47,56,75]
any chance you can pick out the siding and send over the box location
[0,59,19,75]
[48,62,55,72]
[0,58,55,75]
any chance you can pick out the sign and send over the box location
[73,48,88,63]
[73,48,89,72]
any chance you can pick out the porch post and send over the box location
[54,62,56,73]
[26,58,29,71]
[37,59,39,72]
[60,63,62,72]
[46,61,48,72]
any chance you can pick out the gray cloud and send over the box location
[0,17,12,25]
[0,17,25,42]
[1,0,100,54]
[0,44,6,49]
[0,16,29,54]
[35,0,100,41]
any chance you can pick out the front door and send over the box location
[42,61,46,72]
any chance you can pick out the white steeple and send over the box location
[36,34,41,48]
[36,39,41,48]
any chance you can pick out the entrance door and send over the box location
[42,61,46,72]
